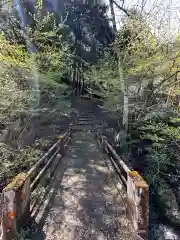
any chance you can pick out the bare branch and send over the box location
[113,0,130,16]
[141,0,148,12]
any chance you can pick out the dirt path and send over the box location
[31,130,132,240]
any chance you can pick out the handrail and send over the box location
[95,132,149,240]
[28,129,70,176]
[0,193,3,239]
[29,129,71,194]
[95,132,130,182]
[1,128,71,240]
[30,148,60,192]
[104,140,130,173]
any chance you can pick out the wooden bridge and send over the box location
[0,98,149,240]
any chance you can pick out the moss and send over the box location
[4,172,28,191]
[128,171,148,188]
[57,135,64,139]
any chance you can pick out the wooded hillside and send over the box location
[0,0,180,239]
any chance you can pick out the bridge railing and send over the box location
[95,132,149,240]
[1,129,71,240]
[0,193,3,239]
[29,129,71,191]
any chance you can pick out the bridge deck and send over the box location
[31,130,132,240]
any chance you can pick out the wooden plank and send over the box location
[95,134,127,185]
[28,130,70,176]
[30,130,71,191]
[28,140,60,176]
[94,132,149,239]
[104,140,130,173]
[134,234,145,240]
[2,173,30,240]
[0,193,3,239]
[30,154,62,214]
[110,157,127,186]
[30,149,60,192]
[127,171,149,239]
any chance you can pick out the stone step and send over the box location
[76,122,94,125]
[78,118,95,121]
[80,113,93,115]
[79,116,93,118]
[79,116,94,118]
[71,125,92,131]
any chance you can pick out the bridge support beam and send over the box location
[127,171,149,239]
[2,173,30,240]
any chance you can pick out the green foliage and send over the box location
[84,51,123,103]
[26,2,73,77]
[139,121,180,144]
[0,67,29,116]
[0,36,31,117]
[0,34,28,67]
[137,112,180,183]
[34,46,71,74]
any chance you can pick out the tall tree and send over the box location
[109,0,117,33]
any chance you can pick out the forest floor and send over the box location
[0,82,72,191]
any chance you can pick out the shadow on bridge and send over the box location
[26,131,131,240]
[27,155,68,239]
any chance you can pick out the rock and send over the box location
[0,123,5,130]
[149,224,166,240]
[156,179,180,226]
[149,224,179,240]
[161,225,179,240]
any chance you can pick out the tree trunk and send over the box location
[118,57,129,134]
[109,0,128,134]
[109,0,117,33]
